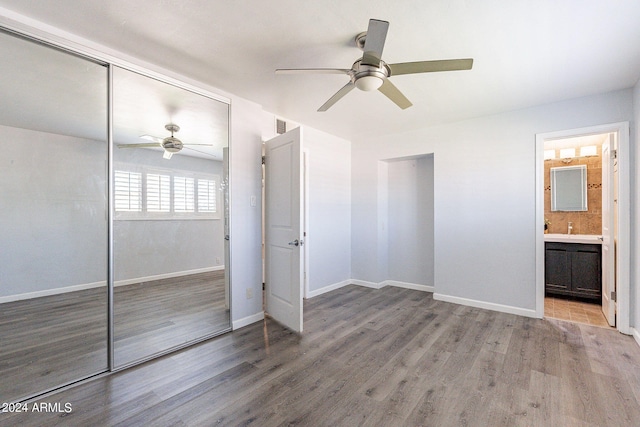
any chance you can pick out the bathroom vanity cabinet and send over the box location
[545,242,602,300]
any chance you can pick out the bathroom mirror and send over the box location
[551,165,587,211]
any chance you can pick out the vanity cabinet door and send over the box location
[545,242,602,300]
[545,244,571,293]
[571,246,602,298]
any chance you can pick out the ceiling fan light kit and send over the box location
[161,124,183,153]
[117,123,214,159]
[276,18,473,112]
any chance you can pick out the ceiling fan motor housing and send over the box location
[162,136,183,152]
[351,59,389,91]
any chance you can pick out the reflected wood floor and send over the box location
[3,285,640,426]
[0,271,228,402]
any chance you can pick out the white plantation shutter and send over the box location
[114,170,142,212]
[197,178,217,213]
[147,173,171,212]
[114,166,217,218]
[174,176,195,212]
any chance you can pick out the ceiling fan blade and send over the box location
[361,19,389,66]
[183,146,218,158]
[276,68,352,75]
[139,134,163,143]
[117,143,159,149]
[318,82,355,112]
[163,150,174,160]
[378,79,412,109]
[388,58,474,76]
[183,143,214,146]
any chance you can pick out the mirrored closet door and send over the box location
[112,67,230,367]
[0,30,109,402]
[0,29,231,402]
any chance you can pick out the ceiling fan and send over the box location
[117,123,212,159]
[276,18,473,112]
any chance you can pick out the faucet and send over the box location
[567,221,573,235]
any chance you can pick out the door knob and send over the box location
[288,239,299,246]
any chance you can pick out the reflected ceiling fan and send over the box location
[117,123,212,159]
[276,18,473,112]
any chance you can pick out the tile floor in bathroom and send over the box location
[544,296,611,328]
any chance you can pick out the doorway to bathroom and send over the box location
[535,122,630,334]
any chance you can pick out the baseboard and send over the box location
[433,293,538,318]
[381,280,434,293]
[232,311,264,330]
[631,328,640,348]
[350,279,385,289]
[306,280,351,298]
[114,266,224,287]
[351,279,433,293]
[0,281,105,304]
[0,265,225,303]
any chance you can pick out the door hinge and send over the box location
[611,291,617,302]
[262,155,266,165]
[611,149,617,160]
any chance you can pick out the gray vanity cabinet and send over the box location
[545,242,601,300]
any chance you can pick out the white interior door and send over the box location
[601,133,615,326]
[264,127,303,332]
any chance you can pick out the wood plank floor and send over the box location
[0,271,229,402]
[3,285,640,426]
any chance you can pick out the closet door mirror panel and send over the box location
[0,30,109,401]
[112,67,230,367]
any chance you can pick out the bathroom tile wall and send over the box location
[544,146,602,235]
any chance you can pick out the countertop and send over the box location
[544,233,602,244]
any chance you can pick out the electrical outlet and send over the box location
[246,288,253,299]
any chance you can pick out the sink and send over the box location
[544,233,602,244]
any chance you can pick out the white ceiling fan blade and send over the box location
[139,134,163,143]
[388,58,474,76]
[361,19,389,66]
[183,143,214,146]
[183,146,218,158]
[276,68,352,75]
[378,79,412,109]
[318,82,355,112]
[117,143,160,149]
[163,150,174,159]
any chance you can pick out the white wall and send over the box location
[352,89,634,315]
[303,127,351,295]
[229,96,272,327]
[0,125,107,298]
[113,148,224,282]
[0,124,227,299]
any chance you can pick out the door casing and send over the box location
[535,122,630,334]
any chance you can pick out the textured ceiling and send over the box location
[1,0,639,141]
